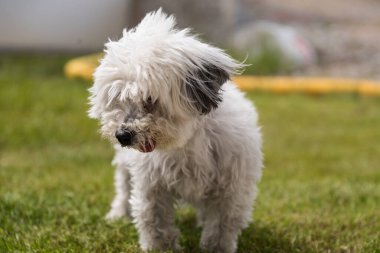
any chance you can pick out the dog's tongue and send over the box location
[139,139,156,153]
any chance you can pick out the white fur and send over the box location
[89,9,263,253]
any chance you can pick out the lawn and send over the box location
[0,55,379,253]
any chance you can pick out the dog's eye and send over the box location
[143,96,156,112]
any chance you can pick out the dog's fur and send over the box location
[88,9,263,253]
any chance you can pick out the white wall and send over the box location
[0,0,129,51]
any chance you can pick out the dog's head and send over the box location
[88,9,242,152]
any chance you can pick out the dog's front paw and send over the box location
[139,227,182,253]
[105,208,130,222]
[141,243,182,253]
[200,235,237,253]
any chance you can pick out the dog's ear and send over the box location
[185,64,230,114]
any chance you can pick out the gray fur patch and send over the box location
[186,64,229,114]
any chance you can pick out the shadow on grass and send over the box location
[238,222,314,253]
[177,212,314,253]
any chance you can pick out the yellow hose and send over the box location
[64,54,380,96]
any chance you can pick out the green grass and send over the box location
[1,55,379,253]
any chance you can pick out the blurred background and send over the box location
[1,0,380,78]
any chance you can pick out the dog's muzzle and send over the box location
[115,129,156,152]
[115,129,135,147]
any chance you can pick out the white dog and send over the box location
[88,9,262,253]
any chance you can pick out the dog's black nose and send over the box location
[115,130,135,146]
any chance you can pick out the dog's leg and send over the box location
[130,182,181,252]
[105,165,132,221]
[199,186,257,253]
[196,208,206,228]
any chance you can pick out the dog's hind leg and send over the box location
[105,165,132,221]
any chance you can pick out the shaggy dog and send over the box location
[88,9,263,253]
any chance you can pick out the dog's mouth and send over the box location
[138,139,156,153]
